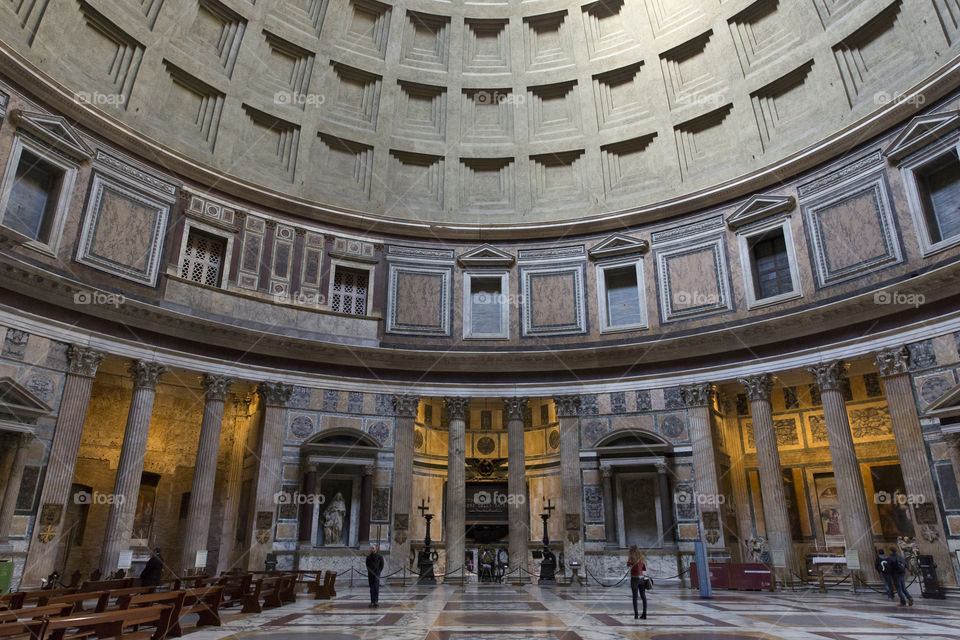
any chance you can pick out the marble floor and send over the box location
[180,582,960,640]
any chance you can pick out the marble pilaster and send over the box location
[681,383,725,548]
[22,345,104,585]
[389,394,418,574]
[180,374,233,573]
[655,463,675,544]
[504,397,528,577]
[247,381,293,571]
[0,433,30,545]
[100,360,167,574]
[444,397,469,577]
[601,465,617,547]
[808,360,879,582]
[553,395,583,574]
[739,373,797,583]
[875,346,956,585]
[358,465,374,545]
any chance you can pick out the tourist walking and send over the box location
[366,544,384,607]
[875,549,894,600]
[885,547,913,607]
[627,545,647,620]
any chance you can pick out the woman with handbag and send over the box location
[627,545,647,620]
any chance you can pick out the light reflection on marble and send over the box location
[178,582,960,640]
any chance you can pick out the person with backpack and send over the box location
[875,549,894,600]
[627,545,647,620]
[885,547,913,606]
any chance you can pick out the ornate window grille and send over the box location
[331,266,369,315]
[180,230,226,287]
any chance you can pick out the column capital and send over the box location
[392,394,419,418]
[807,360,849,392]
[874,346,910,378]
[738,373,774,402]
[257,381,294,407]
[655,462,669,474]
[681,383,715,408]
[66,345,105,377]
[552,395,581,417]
[362,465,375,476]
[444,397,470,420]
[600,465,613,478]
[200,374,235,401]
[502,397,528,420]
[129,360,167,389]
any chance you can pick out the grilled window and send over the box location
[180,230,226,287]
[331,266,369,315]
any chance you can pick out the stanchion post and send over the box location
[817,567,826,594]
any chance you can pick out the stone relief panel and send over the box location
[741,415,802,452]
[371,487,390,522]
[916,371,956,407]
[657,413,688,442]
[581,417,611,446]
[583,485,604,524]
[288,413,316,441]
[520,264,587,336]
[655,235,733,322]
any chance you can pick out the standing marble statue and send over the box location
[323,492,347,545]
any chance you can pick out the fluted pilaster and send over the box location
[23,345,104,585]
[247,381,293,571]
[180,374,234,573]
[0,434,30,544]
[601,465,617,547]
[739,373,796,582]
[553,395,583,573]
[681,382,724,547]
[444,397,469,577]
[807,360,878,582]
[389,394,418,573]
[504,397,528,577]
[100,361,167,573]
[875,347,955,585]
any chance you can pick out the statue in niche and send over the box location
[323,492,346,545]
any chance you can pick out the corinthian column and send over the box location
[247,381,293,571]
[875,346,955,585]
[0,433,31,545]
[681,383,725,548]
[389,394,418,574]
[504,397,528,577]
[23,345,104,585]
[739,373,796,583]
[100,360,167,574]
[444,397,469,578]
[553,395,583,575]
[180,374,234,573]
[808,360,878,582]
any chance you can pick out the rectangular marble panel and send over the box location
[521,264,586,335]
[655,235,732,322]
[387,264,451,335]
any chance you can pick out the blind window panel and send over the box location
[751,232,793,300]
[918,151,960,243]
[5,150,62,243]
[605,266,642,327]
[180,230,226,287]
[331,267,369,315]
[471,277,503,335]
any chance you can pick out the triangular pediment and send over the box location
[726,194,795,229]
[0,377,52,425]
[9,109,93,162]
[924,380,960,418]
[457,244,515,267]
[884,110,960,162]
[588,234,649,260]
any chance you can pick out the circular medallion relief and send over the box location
[414,429,424,450]
[290,415,314,438]
[368,421,390,444]
[476,436,496,455]
[661,415,685,439]
[584,420,607,444]
[548,429,560,450]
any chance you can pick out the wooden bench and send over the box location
[0,620,46,640]
[240,577,282,614]
[43,605,173,640]
[39,593,106,614]
[215,574,251,609]
[0,604,74,623]
[94,588,157,613]
[119,587,222,638]
[78,579,133,593]
[313,571,337,600]
[14,589,78,609]
[277,574,297,604]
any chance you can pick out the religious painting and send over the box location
[131,481,158,543]
[814,473,843,545]
[870,464,914,538]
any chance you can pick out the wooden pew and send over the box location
[240,577,282,614]
[39,593,106,614]
[313,571,337,601]
[214,574,251,609]
[0,620,46,640]
[78,579,133,593]
[0,604,74,623]
[277,574,297,604]
[17,589,78,608]
[118,587,221,638]
[94,587,157,613]
[43,605,173,640]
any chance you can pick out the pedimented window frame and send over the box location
[893,131,960,257]
[595,255,648,333]
[735,215,803,310]
[462,269,510,340]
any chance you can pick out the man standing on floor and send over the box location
[886,547,913,607]
[875,549,894,600]
[366,544,384,608]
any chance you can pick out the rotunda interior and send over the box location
[1,0,960,635]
